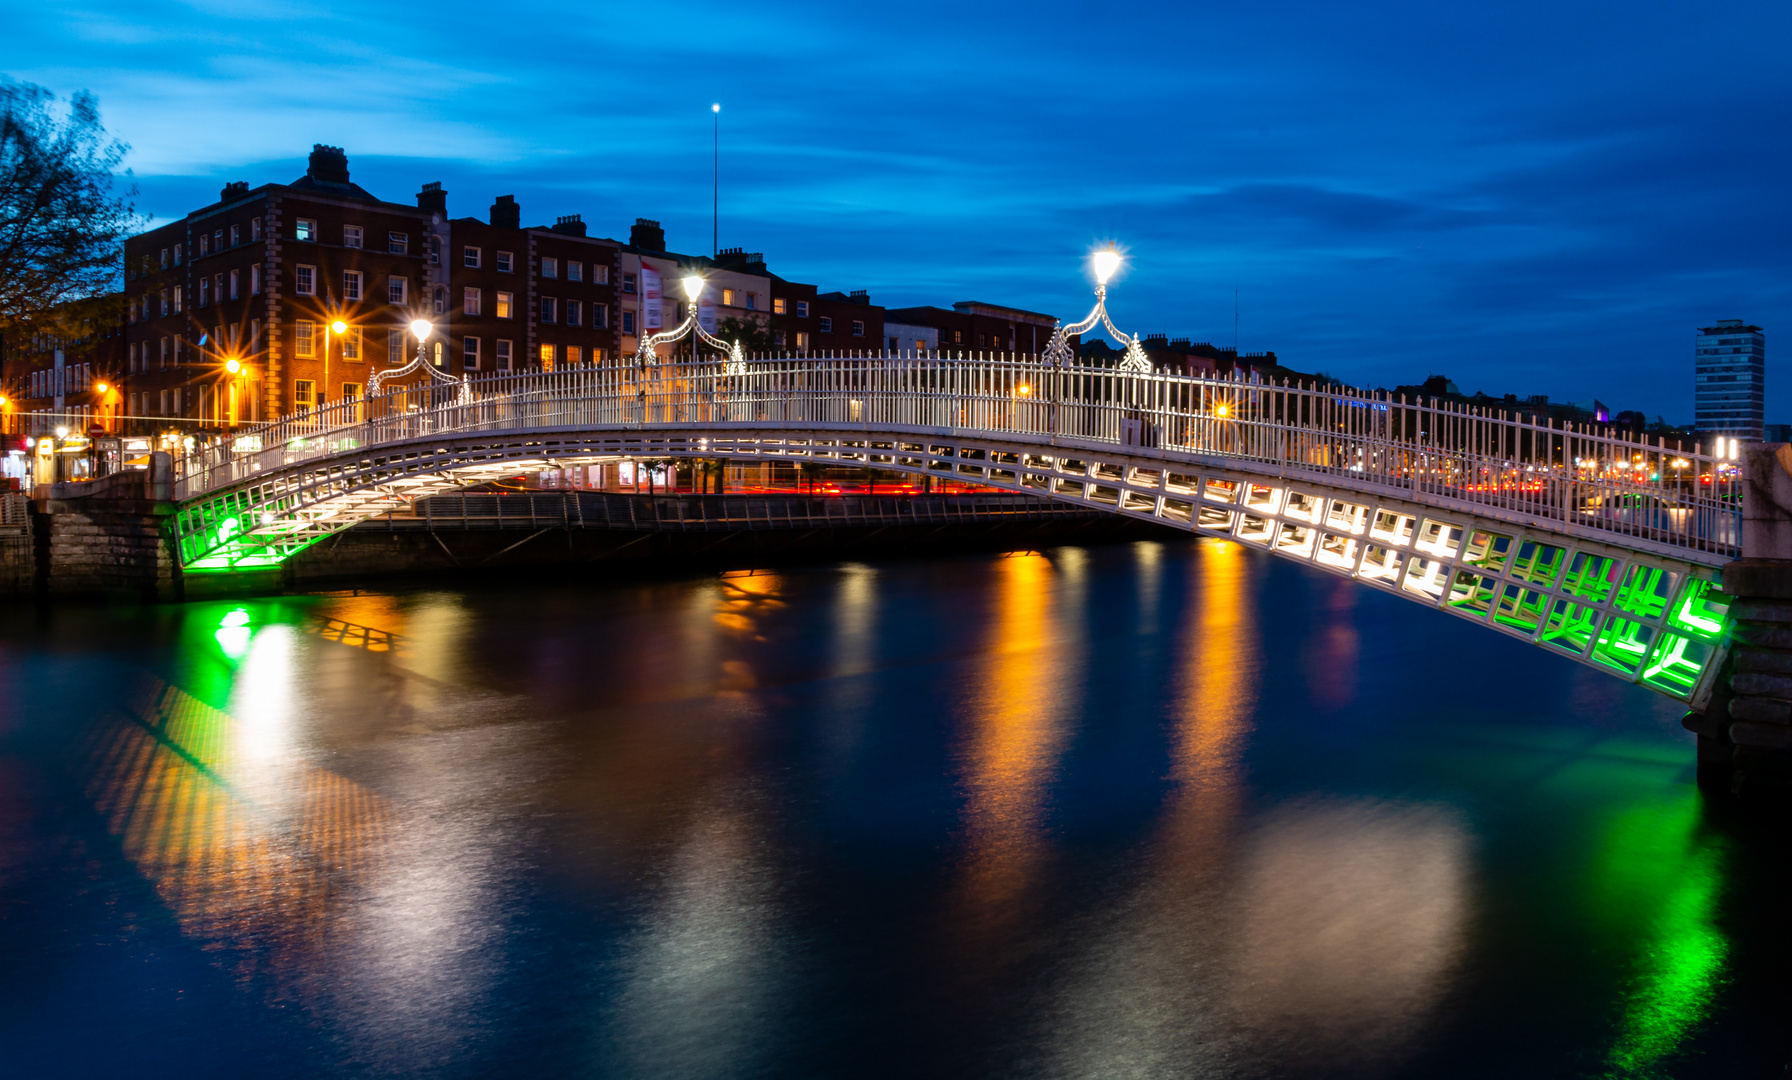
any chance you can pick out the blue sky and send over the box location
[6,0,1788,421]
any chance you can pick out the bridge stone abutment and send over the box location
[25,453,181,601]
[1693,444,1792,801]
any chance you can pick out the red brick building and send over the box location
[881,300,1062,356]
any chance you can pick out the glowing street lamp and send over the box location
[1041,244,1150,371]
[633,271,745,373]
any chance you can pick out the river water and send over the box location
[1,538,1787,1078]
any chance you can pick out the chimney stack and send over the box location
[307,144,350,184]
[551,213,587,237]
[417,181,447,215]
[490,195,519,229]
[630,218,665,251]
[219,180,249,203]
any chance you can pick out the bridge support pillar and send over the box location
[1693,443,1792,803]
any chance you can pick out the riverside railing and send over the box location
[168,352,1743,560]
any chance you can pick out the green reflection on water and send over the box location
[1592,795,1728,1078]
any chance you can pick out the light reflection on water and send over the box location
[0,540,1773,1078]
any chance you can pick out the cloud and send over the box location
[3,0,1789,420]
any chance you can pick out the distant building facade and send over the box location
[1695,319,1765,441]
[882,301,1059,356]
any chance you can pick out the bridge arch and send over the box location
[169,356,1739,706]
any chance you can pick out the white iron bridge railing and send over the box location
[169,353,1742,563]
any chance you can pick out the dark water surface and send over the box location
[2,539,1789,1079]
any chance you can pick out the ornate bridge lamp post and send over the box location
[634,273,748,425]
[1040,246,1153,444]
[369,318,469,418]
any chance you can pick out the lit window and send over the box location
[496,250,514,272]
[566,261,582,282]
[566,345,582,366]
[566,299,581,326]
[496,339,513,370]
[496,291,514,319]
[388,232,408,254]
[464,246,482,268]
[341,382,361,401]
[463,337,480,369]
[295,264,316,295]
[722,288,735,307]
[294,320,316,357]
[464,287,482,316]
[541,257,558,279]
[343,270,362,301]
[294,380,314,408]
[819,316,832,333]
[344,225,363,249]
[389,276,407,304]
[795,332,810,350]
[851,320,864,337]
[796,301,809,318]
[295,219,315,242]
[540,343,555,366]
[541,297,556,323]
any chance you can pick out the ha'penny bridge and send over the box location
[166,260,1744,709]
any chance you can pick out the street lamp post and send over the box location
[323,319,348,410]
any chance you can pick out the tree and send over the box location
[715,315,776,356]
[0,79,139,335]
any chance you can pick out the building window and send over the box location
[745,293,756,310]
[434,287,447,315]
[199,234,210,257]
[819,316,832,333]
[173,244,183,265]
[594,303,608,329]
[463,336,480,369]
[343,270,362,301]
[541,297,556,323]
[229,269,239,300]
[295,264,316,295]
[160,247,169,269]
[889,336,900,351]
[621,310,636,334]
[953,330,963,344]
[344,225,363,249]
[795,332,810,350]
[496,339,513,370]
[295,219,315,242]
[464,287,482,316]
[251,264,262,295]
[230,224,240,247]
[852,320,864,337]
[340,328,361,361]
[496,291,514,319]
[566,299,581,326]
[251,218,262,242]
[496,250,513,272]
[566,345,582,366]
[796,300,809,318]
[341,382,361,403]
[295,320,316,357]
[722,288,735,307]
[592,264,609,285]
[433,340,444,367]
[173,286,183,313]
[198,277,210,306]
[977,333,988,348]
[389,276,407,304]
[388,232,409,254]
[592,347,606,364]
[463,246,481,268]
[539,343,555,368]
[294,380,315,409]
[566,261,582,282]
[622,273,636,294]
[541,257,558,279]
